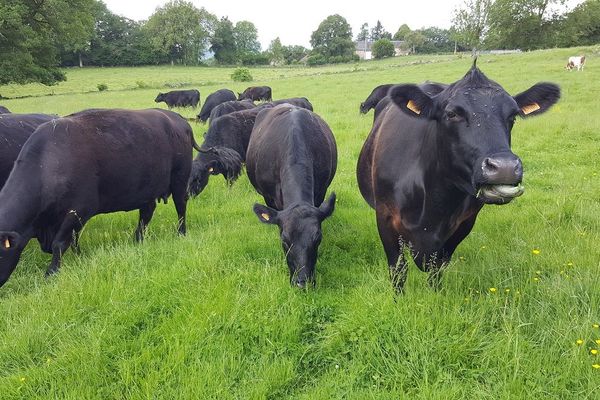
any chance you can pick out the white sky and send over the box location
[102,0,584,49]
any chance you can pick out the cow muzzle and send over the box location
[476,153,524,204]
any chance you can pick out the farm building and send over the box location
[355,40,410,60]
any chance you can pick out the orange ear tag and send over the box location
[208,167,214,173]
[261,213,270,221]
[4,238,10,249]
[522,103,541,115]
[406,100,421,115]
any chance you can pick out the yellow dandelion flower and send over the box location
[19,377,25,382]
[533,277,539,282]
[489,287,497,293]
[567,262,573,267]
[576,339,584,345]
[591,349,598,355]
[593,324,599,329]
[481,246,487,250]
[532,249,541,255]
[593,364,600,369]
[505,288,510,293]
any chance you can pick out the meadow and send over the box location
[0,47,599,399]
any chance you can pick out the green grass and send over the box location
[0,46,599,399]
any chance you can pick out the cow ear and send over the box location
[0,232,21,252]
[318,192,336,220]
[253,204,279,225]
[389,84,435,119]
[514,83,560,118]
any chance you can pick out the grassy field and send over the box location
[0,47,599,399]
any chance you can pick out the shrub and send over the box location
[231,68,253,82]
[97,83,108,91]
[306,54,327,66]
[372,39,396,59]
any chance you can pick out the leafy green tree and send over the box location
[145,0,216,65]
[0,0,96,85]
[451,0,492,54]
[372,39,395,58]
[405,30,427,53]
[234,20,261,60]
[283,45,309,64]
[357,23,369,41]
[394,24,412,41]
[310,14,355,62]
[370,20,391,41]
[558,0,600,46]
[211,17,237,64]
[416,27,455,53]
[268,37,285,65]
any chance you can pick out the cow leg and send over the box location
[134,201,157,242]
[172,186,188,236]
[71,230,81,255]
[376,210,408,294]
[46,214,86,277]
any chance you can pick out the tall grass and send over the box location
[0,47,599,399]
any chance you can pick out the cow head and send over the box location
[389,64,560,204]
[154,93,165,103]
[359,102,369,114]
[253,193,336,288]
[0,231,26,287]
[188,146,243,197]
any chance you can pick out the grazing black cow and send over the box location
[360,84,394,114]
[155,89,200,109]
[208,100,255,123]
[0,106,10,114]
[238,86,272,102]
[0,113,55,188]
[197,89,237,122]
[357,63,560,293]
[258,97,314,111]
[247,105,337,288]
[0,108,200,287]
[188,106,272,197]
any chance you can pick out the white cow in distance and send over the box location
[566,55,586,71]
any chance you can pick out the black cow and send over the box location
[238,86,272,102]
[155,89,200,109]
[0,106,10,114]
[372,82,448,121]
[0,108,200,287]
[188,106,272,197]
[356,63,560,293]
[0,113,55,188]
[360,84,394,114]
[247,105,337,288]
[197,89,237,122]
[208,100,255,123]
[265,97,313,111]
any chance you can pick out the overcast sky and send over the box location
[102,0,583,49]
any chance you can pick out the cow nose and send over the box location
[481,155,523,184]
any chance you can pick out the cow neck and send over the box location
[0,159,42,233]
[280,133,315,209]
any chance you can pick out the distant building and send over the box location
[355,40,410,60]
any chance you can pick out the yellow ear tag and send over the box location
[406,100,421,115]
[208,167,214,173]
[522,102,541,115]
[4,238,10,249]
[261,213,270,221]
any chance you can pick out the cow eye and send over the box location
[446,110,461,121]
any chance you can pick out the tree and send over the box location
[234,21,261,59]
[451,0,492,54]
[357,23,369,41]
[211,17,237,64]
[310,14,355,62]
[268,37,285,65]
[0,0,96,85]
[372,39,395,59]
[394,24,412,41]
[558,0,600,46]
[405,30,427,53]
[145,0,216,65]
[282,45,309,64]
[370,20,391,41]
[417,27,455,53]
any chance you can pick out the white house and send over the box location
[355,40,410,60]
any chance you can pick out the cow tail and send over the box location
[190,130,202,152]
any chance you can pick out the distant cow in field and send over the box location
[155,89,200,108]
[188,106,272,197]
[247,105,337,288]
[566,55,585,71]
[258,97,314,111]
[360,84,394,114]
[0,106,10,114]
[208,100,255,123]
[238,86,272,102]
[0,108,200,287]
[0,113,55,188]
[197,89,237,122]
[357,63,560,293]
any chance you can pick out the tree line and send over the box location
[1,0,598,86]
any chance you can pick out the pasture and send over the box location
[0,48,599,399]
